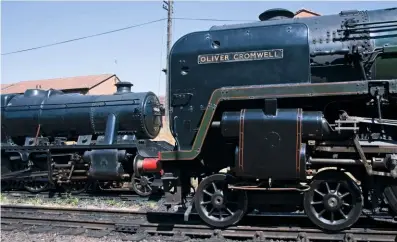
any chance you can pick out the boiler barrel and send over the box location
[209,7,397,82]
[1,85,163,144]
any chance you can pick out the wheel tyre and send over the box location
[24,182,49,193]
[64,182,88,195]
[384,185,397,214]
[303,170,363,232]
[194,173,248,228]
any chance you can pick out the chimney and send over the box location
[115,82,133,93]
[259,8,295,21]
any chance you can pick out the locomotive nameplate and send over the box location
[198,49,283,64]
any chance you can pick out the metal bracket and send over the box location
[343,233,356,242]
[77,135,92,145]
[368,81,389,98]
[352,135,394,177]
[297,232,309,242]
[24,137,49,146]
[184,194,195,222]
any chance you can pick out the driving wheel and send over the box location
[194,173,248,228]
[303,170,363,232]
[131,172,154,197]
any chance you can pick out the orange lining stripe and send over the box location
[299,109,303,176]
[295,109,303,177]
[239,109,245,171]
[295,110,299,175]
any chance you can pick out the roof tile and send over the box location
[1,84,13,90]
[1,74,115,94]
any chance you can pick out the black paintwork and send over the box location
[167,7,397,152]
[159,79,397,161]
[84,149,126,180]
[169,23,310,150]
[1,83,163,145]
[222,108,329,181]
[211,8,397,81]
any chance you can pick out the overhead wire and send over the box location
[1,18,166,56]
[2,17,254,56]
[173,17,253,22]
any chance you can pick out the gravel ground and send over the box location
[0,192,179,213]
[0,230,181,242]
[1,229,246,242]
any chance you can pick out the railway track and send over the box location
[1,204,396,241]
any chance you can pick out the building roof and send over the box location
[295,8,321,17]
[1,83,14,90]
[1,74,117,94]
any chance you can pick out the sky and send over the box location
[2,1,396,95]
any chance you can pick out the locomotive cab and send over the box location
[167,20,311,151]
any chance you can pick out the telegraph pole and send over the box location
[162,0,173,131]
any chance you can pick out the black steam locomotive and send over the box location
[1,82,170,195]
[2,6,397,232]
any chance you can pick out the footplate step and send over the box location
[184,196,195,222]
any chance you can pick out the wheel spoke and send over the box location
[315,189,325,197]
[218,209,223,219]
[318,209,326,218]
[341,192,350,199]
[208,208,215,216]
[339,209,348,219]
[335,183,341,193]
[203,189,213,196]
[212,182,218,192]
[201,201,211,205]
[330,211,335,223]
[311,201,323,205]
[325,182,331,193]
[226,208,234,216]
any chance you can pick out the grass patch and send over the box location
[0,193,9,203]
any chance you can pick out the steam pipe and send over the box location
[309,157,385,167]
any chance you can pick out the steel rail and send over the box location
[1,204,397,241]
